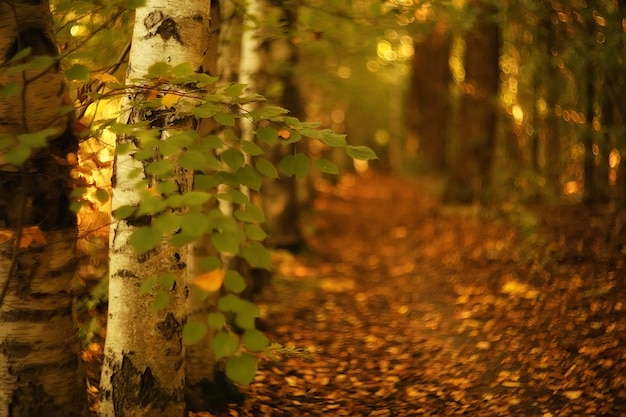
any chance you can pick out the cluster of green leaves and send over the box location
[98,62,376,385]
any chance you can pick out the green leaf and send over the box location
[244,224,268,241]
[215,112,235,127]
[211,231,241,255]
[278,154,296,177]
[211,331,240,361]
[319,130,347,147]
[218,293,243,312]
[156,180,178,195]
[280,129,302,146]
[346,145,378,161]
[3,144,30,165]
[146,160,173,178]
[241,241,272,270]
[180,212,211,237]
[293,153,310,179]
[95,189,109,203]
[159,272,176,289]
[147,62,172,78]
[224,83,246,98]
[256,127,278,145]
[241,140,264,156]
[152,291,170,311]
[18,128,58,147]
[200,256,222,272]
[235,204,265,223]
[222,149,245,171]
[235,165,262,191]
[29,55,56,70]
[225,353,257,386]
[172,62,195,78]
[179,150,208,171]
[153,213,182,234]
[192,103,219,119]
[255,157,279,178]
[250,105,289,120]
[65,63,90,82]
[128,226,162,255]
[217,188,250,205]
[8,47,31,63]
[140,277,157,293]
[183,320,208,345]
[136,193,166,216]
[224,270,247,294]
[314,158,340,175]
[234,300,260,330]
[0,82,20,97]
[181,191,212,206]
[112,204,137,220]
[242,329,269,352]
[208,312,226,330]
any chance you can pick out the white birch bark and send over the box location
[239,0,263,153]
[98,1,211,416]
[0,1,86,416]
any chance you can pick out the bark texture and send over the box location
[98,1,211,416]
[0,1,86,416]
[446,3,500,202]
[407,22,451,174]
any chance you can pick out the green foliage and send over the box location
[79,60,375,386]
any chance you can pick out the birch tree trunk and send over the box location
[98,1,211,416]
[0,1,87,416]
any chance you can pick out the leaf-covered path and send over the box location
[218,171,626,417]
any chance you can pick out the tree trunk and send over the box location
[261,0,306,251]
[407,22,451,174]
[446,3,500,202]
[98,1,211,416]
[0,1,87,416]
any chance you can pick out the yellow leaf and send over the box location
[21,226,47,248]
[278,129,291,139]
[162,93,180,108]
[93,73,120,84]
[0,229,15,244]
[192,269,225,292]
[563,390,583,400]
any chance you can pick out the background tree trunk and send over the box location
[0,1,87,416]
[406,22,451,174]
[98,1,211,416]
[261,0,306,251]
[446,2,500,202]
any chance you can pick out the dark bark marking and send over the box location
[156,18,183,44]
[0,339,33,358]
[6,28,57,60]
[143,11,164,31]
[111,355,183,414]
[142,11,182,44]
[0,306,72,322]
[156,312,181,343]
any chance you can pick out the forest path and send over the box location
[221,171,626,417]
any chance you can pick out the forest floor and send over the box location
[84,170,626,416]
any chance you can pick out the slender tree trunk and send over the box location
[0,1,87,416]
[407,22,451,174]
[446,2,500,202]
[261,0,305,251]
[98,1,211,416]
